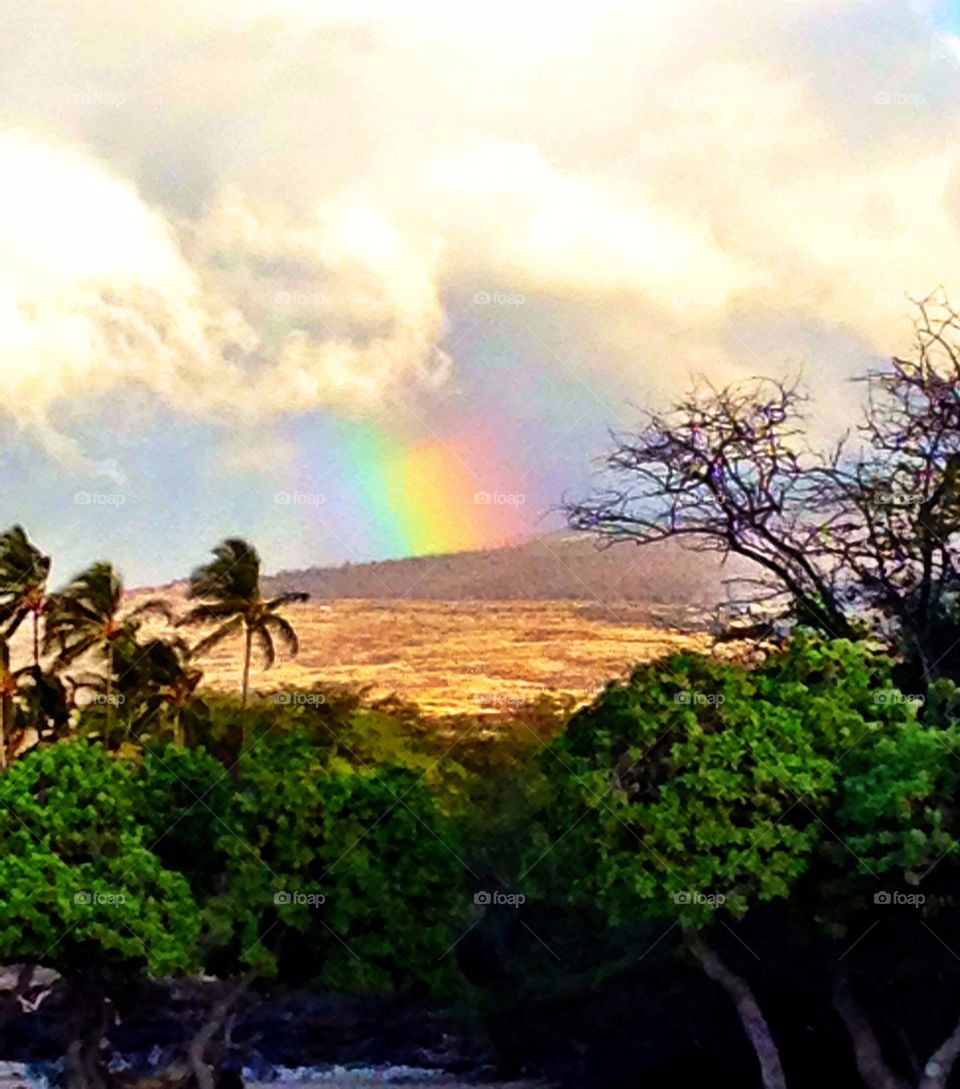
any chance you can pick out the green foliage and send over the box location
[0,742,200,979]
[828,717,960,886]
[528,637,919,927]
[209,730,468,993]
[134,743,234,894]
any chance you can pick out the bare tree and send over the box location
[565,375,856,640]
[565,293,960,680]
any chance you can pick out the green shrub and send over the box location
[209,730,469,993]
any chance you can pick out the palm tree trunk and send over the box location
[241,625,252,710]
[0,693,7,771]
[106,643,114,739]
[0,641,9,772]
[241,624,253,751]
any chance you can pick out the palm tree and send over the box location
[178,539,308,723]
[0,638,69,767]
[0,526,51,668]
[119,636,202,747]
[44,563,171,729]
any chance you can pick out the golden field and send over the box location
[10,592,707,717]
[179,598,706,715]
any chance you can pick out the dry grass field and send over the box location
[180,598,706,715]
[9,535,723,718]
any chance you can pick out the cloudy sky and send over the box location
[1,0,959,584]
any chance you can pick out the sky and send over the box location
[2,0,960,584]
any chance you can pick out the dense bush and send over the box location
[522,636,960,1088]
[206,730,469,994]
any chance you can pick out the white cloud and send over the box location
[1,0,959,462]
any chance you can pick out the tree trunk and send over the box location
[63,974,113,1089]
[32,611,39,670]
[106,642,115,739]
[240,624,252,752]
[241,625,252,711]
[918,1011,960,1089]
[832,970,909,1089]
[689,937,788,1089]
[0,640,11,771]
[184,977,250,1089]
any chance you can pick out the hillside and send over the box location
[263,533,750,629]
[113,534,750,714]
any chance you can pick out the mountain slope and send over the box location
[264,534,751,628]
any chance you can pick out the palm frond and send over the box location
[176,601,248,626]
[3,606,28,639]
[188,616,244,660]
[52,631,104,668]
[263,614,299,657]
[126,598,175,624]
[0,526,50,596]
[266,591,309,609]
[188,539,261,603]
[251,624,276,670]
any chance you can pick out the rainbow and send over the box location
[294,421,532,559]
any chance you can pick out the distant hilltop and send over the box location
[261,533,752,630]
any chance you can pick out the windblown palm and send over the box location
[44,563,171,723]
[118,636,202,747]
[0,638,68,768]
[0,526,51,667]
[178,539,307,715]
